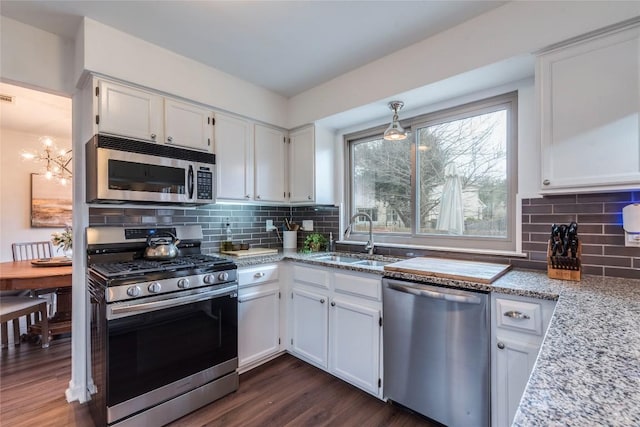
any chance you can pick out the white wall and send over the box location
[0,17,75,96]
[80,18,289,128]
[0,128,72,261]
[288,1,640,128]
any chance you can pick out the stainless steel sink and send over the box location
[312,255,362,264]
[353,259,392,267]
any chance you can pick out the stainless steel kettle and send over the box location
[144,232,180,260]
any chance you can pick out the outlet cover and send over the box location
[302,220,313,231]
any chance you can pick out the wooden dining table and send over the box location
[0,259,73,336]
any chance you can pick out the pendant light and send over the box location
[383,101,407,141]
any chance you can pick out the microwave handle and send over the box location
[187,165,194,199]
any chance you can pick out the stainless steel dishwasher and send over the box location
[382,278,490,427]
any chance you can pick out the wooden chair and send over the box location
[0,297,49,348]
[12,241,54,261]
[1,241,56,346]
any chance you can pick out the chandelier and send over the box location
[21,136,72,185]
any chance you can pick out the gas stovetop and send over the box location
[90,254,233,279]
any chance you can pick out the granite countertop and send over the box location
[223,250,640,426]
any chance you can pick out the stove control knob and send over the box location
[217,272,229,282]
[127,286,141,298]
[203,274,215,285]
[148,282,162,293]
[177,278,190,289]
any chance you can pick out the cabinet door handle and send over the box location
[254,272,265,278]
[497,342,505,349]
[542,179,550,186]
[307,195,312,200]
[256,195,261,200]
[150,133,156,140]
[330,301,336,307]
[167,136,173,142]
[320,298,325,304]
[245,194,251,199]
[504,310,530,320]
[238,298,243,303]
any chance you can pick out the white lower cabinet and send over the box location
[238,264,281,371]
[329,296,380,395]
[289,263,382,397]
[291,287,329,368]
[491,294,556,427]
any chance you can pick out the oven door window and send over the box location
[106,295,237,407]
[108,159,185,194]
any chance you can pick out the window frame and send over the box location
[345,92,518,253]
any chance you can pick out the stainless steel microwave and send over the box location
[86,134,215,205]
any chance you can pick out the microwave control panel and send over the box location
[196,168,214,201]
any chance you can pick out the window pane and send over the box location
[352,136,412,233]
[417,110,508,237]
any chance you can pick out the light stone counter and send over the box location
[223,251,640,426]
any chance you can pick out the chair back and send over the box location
[12,241,54,261]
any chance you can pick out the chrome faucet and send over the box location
[344,212,374,255]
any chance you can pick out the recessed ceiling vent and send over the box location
[0,94,15,104]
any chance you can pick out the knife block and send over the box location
[547,240,582,281]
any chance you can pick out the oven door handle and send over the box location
[108,287,237,319]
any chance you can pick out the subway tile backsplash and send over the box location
[89,204,340,254]
[90,190,639,279]
[521,191,639,279]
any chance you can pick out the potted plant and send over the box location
[51,226,73,258]
[303,233,328,252]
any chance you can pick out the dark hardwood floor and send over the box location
[1,337,433,426]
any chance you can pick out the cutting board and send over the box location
[220,248,278,258]
[384,257,511,284]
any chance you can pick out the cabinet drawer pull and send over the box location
[320,298,325,304]
[254,272,265,278]
[497,342,505,349]
[330,301,336,307]
[150,133,157,140]
[167,136,173,142]
[504,310,530,320]
[542,179,550,186]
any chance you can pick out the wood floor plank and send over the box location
[1,338,434,426]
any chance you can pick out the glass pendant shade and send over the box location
[383,101,407,141]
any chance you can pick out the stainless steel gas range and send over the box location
[87,225,238,427]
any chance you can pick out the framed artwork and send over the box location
[31,173,72,227]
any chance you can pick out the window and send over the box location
[347,92,517,252]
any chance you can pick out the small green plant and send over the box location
[303,233,328,252]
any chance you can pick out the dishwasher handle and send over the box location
[386,280,482,305]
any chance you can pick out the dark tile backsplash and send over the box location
[89,204,340,254]
[521,191,639,279]
[90,190,639,279]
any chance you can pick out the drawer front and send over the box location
[293,265,330,289]
[238,264,279,287]
[334,272,381,301]
[496,298,542,335]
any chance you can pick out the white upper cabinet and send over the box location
[97,80,163,143]
[96,79,214,153]
[289,126,315,203]
[214,112,253,201]
[164,99,214,152]
[288,125,335,205]
[254,124,287,203]
[538,22,640,193]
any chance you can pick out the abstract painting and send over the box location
[31,173,72,227]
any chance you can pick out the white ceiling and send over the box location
[0,0,507,98]
[0,82,72,141]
